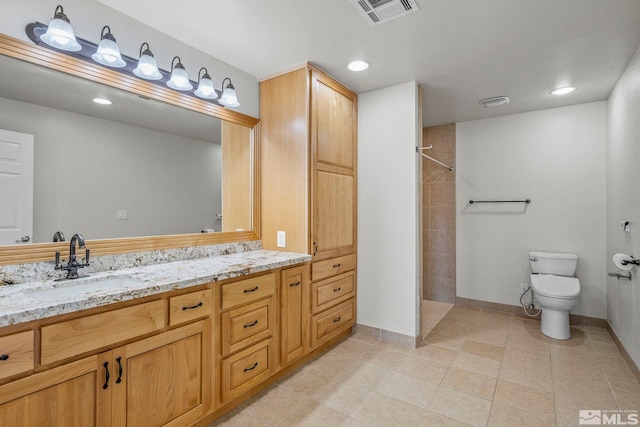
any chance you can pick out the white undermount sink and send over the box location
[26,276,142,302]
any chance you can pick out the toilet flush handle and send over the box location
[529,256,538,262]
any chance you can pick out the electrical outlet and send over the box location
[116,209,128,220]
[277,231,286,248]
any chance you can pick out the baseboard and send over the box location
[454,296,606,327]
[354,323,419,348]
[606,323,640,383]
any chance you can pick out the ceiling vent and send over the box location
[351,0,419,26]
[479,96,510,108]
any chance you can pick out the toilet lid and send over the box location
[530,274,580,299]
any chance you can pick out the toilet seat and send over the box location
[530,274,580,299]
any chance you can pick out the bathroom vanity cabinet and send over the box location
[0,260,351,426]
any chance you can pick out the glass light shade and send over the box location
[167,62,193,91]
[40,7,81,51]
[218,81,240,107]
[133,49,162,80]
[91,32,125,68]
[194,72,218,99]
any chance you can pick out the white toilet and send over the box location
[529,251,581,340]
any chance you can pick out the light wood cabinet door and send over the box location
[280,265,309,366]
[110,321,211,427]
[0,357,104,427]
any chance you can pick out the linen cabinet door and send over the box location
[280,264,310,366]
[0,357,105,427]
[111,321,211,427]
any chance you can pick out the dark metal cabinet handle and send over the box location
[333,287,342,292]
[313,241,318,256]
[290,281,301,287]
[182,301,203,311]
[115,357,123,384]
[333,317,342,323]
[244,286,259,293]
[333,263,341,268]
[243,320,259,328]
[243,362,259,372]
[0,354,9,361]
[102,362,110,390]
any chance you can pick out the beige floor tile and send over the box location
[592,341,623,358]
[498,361,553,393]
[355,392,429,427]
[348,333,381,345]
[550,342,598,364]
[487,401,555,427]
[310,376,376,417]
[360,346,410,370]
[465,330,508,348]
[277,364,336,396]
[210,412,269,427]
[330,338,377,357]
[461,340,505,361]
[502,346,551,371]
[411,343,458,366]
[428,387,492,427]
[394,355,450,384]
[588,330,616,345]
[423,329,466,350]
[504,334,550,356]
[422,410,474,426]
[303,354,350,376]
[550,353,607,382]
[335,361,392,390]
[614,389,640,410]
[244,385,311,425]
[377,371,439,408]
[371,340,416,354]
[279,401,353,427]
[493,380,555,418]
[553,372,618,409]
[451,350,501,378]
[440,366,497,400]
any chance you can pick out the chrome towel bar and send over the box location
[469,199,531,204]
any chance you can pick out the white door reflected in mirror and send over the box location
[0,129,33,246]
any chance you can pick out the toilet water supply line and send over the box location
[519,284,542,317]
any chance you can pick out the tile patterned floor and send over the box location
[211,306,640,426]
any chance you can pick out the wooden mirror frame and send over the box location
[0,33,261,266]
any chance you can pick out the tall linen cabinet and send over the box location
[261,64,358,355]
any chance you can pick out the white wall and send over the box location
[358,81,421,338]
[0,96,222,242]
[0,0,259,118]
[607,45,640,367]
[457,102,608,318]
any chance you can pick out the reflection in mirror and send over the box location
[0,53,253,246]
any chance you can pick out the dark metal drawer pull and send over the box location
[333,263,341,268]
[244,286,259,293]
[333,317,342,323]
[333,287,342,292]
[115,356,123,384]
[244,362,259,372]
[290,281,301,287]
[0,354,9,361]
[102,362,110,390]
[182,301,203,311]
[243,320,259,328]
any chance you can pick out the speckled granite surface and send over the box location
[0,250,310,327]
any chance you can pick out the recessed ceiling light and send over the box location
[93,98,112,105]
[348,60,369,72]
[550,86,576,96]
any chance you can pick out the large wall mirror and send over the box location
[0,34,260,265]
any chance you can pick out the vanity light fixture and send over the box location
[550,86,577,96]
[133,42,163,80]
[167,56,193,91]
[347,60,369,72]
[40,5,81,51]
[91,26,126,67]
[194,67,218,99]
[218,78,240,107]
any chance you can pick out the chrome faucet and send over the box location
[54,233,90,280]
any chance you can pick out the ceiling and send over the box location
[97,0,640,126]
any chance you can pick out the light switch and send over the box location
[277,231,286,248]
[116,209,128,220]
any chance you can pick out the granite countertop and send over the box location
[0,250,311,328]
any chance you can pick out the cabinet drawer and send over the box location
[0,330,34,380]
[311,271,356,314]
[221,339,272,402]
[221,273,275,311]
[312,254,356,281]
[41,300,165,365]
[221,298,274,356]
[169,289,213,326]
[311,299,355,348]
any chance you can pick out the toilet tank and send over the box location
[529,251,578,276]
